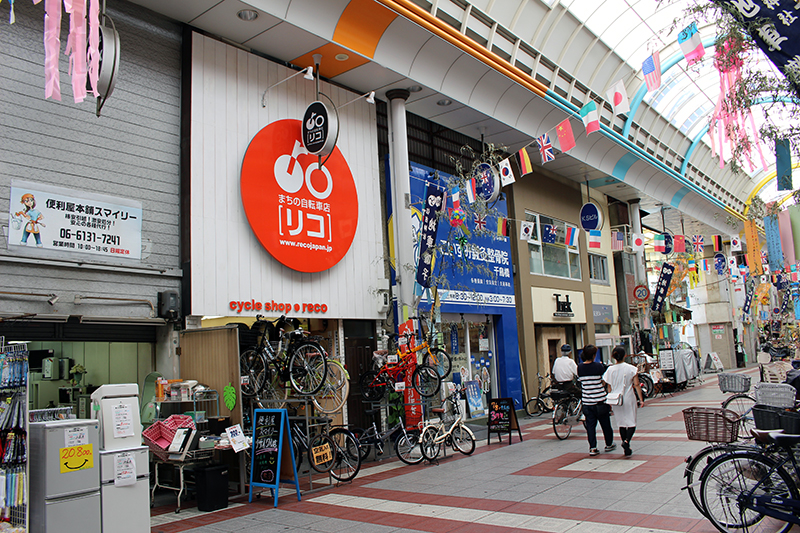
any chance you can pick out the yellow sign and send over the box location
[59,444,94,473]
[311,442,332,466]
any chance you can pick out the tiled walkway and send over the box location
[151,367,758,533]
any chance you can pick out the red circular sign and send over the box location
[241,119,358,272]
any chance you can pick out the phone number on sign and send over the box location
[59,228,121,246]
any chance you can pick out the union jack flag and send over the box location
[474,214,487,231]
[691,235,704,253]
[536,133,555,164]
[761,250,768,264]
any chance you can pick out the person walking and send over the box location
[552,344,579,397]
[577,345,614,456]
[603,346,645,456]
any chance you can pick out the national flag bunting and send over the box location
[517,147,533,175]
[473,213,486,231]
[497,217,508,237]
[580,102,600,134]
[654,233,666,252]
[673,234,686,253]
[730,235,742,252]
[465,178,476,204]
[713,235,723,252]
[451,186,461,210]
[692,235,704,253]
[536,133,555,164]
[498,157,515,187]
[520,221,534,241]
[556,119,576,152]
[631,233,645,252]
[678,22,705,65]
[606,79,630,115]
[761,249,768,264]
[642,50,661,92]
[589,230,601,249]
[701,259,710,272]
[542,224,558,243]
[565,226,578,248]
[611,231,624,251]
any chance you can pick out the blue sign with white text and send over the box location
[579,202,603,231]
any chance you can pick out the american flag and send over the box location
[642,50,661,92]
[536,133,555,164]
[691,235,704,253]
[474,214,486,231]
[611,231,624,251]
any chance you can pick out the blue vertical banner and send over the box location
[764,215,785,271]
[777,139,793,191]
[416,184,445,288]
[743,284,754,315]
[651,263,675,312]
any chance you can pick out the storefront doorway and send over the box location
[343,320,377,430]
[440,313,497,413]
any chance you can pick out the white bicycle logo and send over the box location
[274,140,332,199]
[305,112,324,130]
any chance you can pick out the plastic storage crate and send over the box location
[683,407,740,443]
[753,405,783,430]
[718,373,751,394]
[755,383,796,408]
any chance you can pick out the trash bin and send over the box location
[196,464,229,512]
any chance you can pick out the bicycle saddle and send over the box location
[771,431,800,448]
[431,407,445,414]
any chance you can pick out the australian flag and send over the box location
[542,224,558,243]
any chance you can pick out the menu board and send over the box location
[248,409,300,508]
[487,397,522,445]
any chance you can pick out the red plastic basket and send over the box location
[142,421,173,460]
[163,414,196,431]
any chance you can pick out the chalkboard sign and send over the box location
[249,409,300,507]
[487,398,522,445]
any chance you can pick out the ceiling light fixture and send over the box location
[437,98,452,106]
[237,9,259,21]
[335,53,349,61]
[261,66,315,107]
[409,85,422,92]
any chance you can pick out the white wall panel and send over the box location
[190,33,386,319]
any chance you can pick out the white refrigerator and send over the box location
[29,419,101,533]
[99,446,150,533]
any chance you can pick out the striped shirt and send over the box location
[577,361,607,405]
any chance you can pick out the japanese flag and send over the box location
[606,79,630,116]
[631,233,645,252]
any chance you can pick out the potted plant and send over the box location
[70,364,87,388]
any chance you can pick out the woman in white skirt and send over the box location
[603,346,645,456]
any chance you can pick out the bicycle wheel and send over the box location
[452,425,475,455]
[328,428,361,483]
[525,397,543,417]
[289,342,327,395]
[684,444,744,517]
[700,452,797,533]
[395,430,424,465]
[307,433,336,473]
[359,370,387,401]
[412,365,441,398]
[312,360,350,414]
[540,390,555,412]
[349,427,371,461]
[553,401,573,440]
[638,373,654,399]
[423,348,452,378]
[260,365,289,409]
[239,350,267,397]
[420,425,442,460]
[722,394,756,440]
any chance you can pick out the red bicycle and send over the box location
[359,335,441,401]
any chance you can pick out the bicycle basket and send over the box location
[754,383,796,408]
[717,373,751,394]
[682,407,740,443]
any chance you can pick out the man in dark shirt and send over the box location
[577,345,615,456]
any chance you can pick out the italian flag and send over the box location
[654,233,666,252]
[580,102,600,134]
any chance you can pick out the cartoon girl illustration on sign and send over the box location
[15,193,45,247]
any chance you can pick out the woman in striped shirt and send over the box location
[577,345,615,456]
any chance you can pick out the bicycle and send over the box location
[350,408,424,465]
[359,334,441,401]
[551,388,582,440]
[407,315,453,378]
[718,372,756,441]
[285,417,361,483]
[419,386,476,460]
[524,372,554,417]
[239,315,328,400]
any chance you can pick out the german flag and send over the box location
[516,147,533,175]
[713,235,723,252]
[497,217,508,237]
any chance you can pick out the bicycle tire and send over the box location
[423,348,452,378]
[307,433,336,473]
[328,428,362,483]
[359,370,387,402]
[239,349,267,397]
[553,401,573,440]
[700,451,797,533]
[722,394,757,440]
[288,342,327,395]
[412,365,441,398]
[420,425,442,460]
[395,430,424,465]
[349,427,371,461]
[525,397,543,417]
[452,425,475,455]
[684,444,747,517]
[260,365,289,409]
[638,373,655,399]
[312,360,350,414]
[540,389,555,412]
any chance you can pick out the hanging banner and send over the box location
[744,219,763,276]
[651,263,675,313]
[712,0,800,98]
[714,253,727,275]
[779,209,796,265]
[743,284,754,315]
[416,184,445,288]
[764,215,784,272]
[777,139,793,191]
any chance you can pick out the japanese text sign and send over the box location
[651,263,675,312]
[416,184,444,288]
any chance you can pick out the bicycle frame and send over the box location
[737,449,800,526]
[425,411,473,445]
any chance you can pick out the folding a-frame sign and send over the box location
[249,408,301,507]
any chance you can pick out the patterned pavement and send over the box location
[151,367,759,533]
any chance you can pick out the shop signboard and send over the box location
[579,202,603,231]
[465,380,485,417]
[487,397,522,445]
[302,101,337,157]
[8,180,142,260]
[592,304,614,324]
[651,263,675,312]
[249,409,300,508]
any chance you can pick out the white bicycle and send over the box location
[419,386,476,460]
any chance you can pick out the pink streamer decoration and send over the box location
[43,0,61,101]
[87,0,100,97]
[64,0,88,103]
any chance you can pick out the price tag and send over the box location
[387,354,398,364]
[393,382,406,391]
[59,444,94,473]
[312,442,332,466]
[240,375,250,385]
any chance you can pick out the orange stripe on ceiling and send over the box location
[292,42,369,79]
[333,0,397,59]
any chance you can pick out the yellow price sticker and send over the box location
[311,443,332,466]
[59,444,94,473]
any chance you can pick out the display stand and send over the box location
[487,397,522,445]
[248,409,301,508]
[151,449,215,513]
[0,338,28,530]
